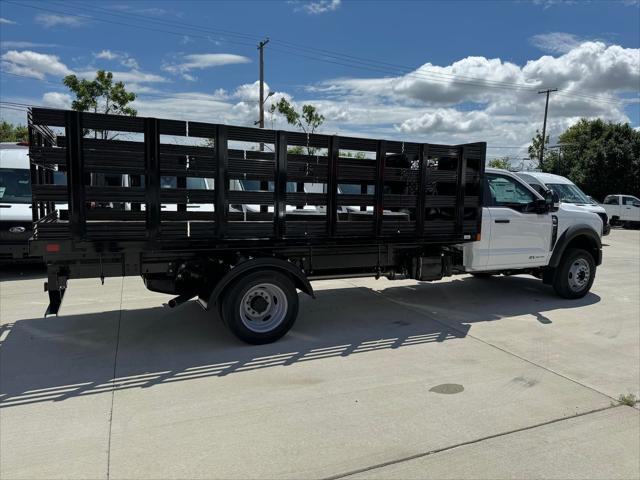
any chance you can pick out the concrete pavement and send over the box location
[1,229,638,479]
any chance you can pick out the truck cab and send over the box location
[462,168,603,298]
[515,171,610,236]
[603,194,640,227]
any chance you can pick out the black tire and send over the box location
[471,272,494,278]
[221,270,299,344]
[552,248,596,299]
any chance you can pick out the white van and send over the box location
[515,171,610,236]
[0,143,34,261]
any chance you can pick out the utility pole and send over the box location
[537,88,557,167]
[257,38,269,212]
[258,38,270,151]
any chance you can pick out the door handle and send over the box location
[494,219,510,224]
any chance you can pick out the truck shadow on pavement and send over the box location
[0,263,46,282]
[0,275,599,408]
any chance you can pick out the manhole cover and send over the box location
[429,383,464,394]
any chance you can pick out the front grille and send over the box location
[597,212,608,234]
[0,221,32,232]
[0,221,33,242]
[597,212,608,225]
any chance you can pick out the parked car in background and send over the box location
[515,171,610,236]
[603,195,640,228]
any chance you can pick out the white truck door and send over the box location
[603,195,622,220]
[621,196,640,222]
[485,173,552,269]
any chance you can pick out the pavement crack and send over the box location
[106,279,124,480]
[324,404,623,480]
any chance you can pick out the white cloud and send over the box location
[1,49,166,86]
[0,50,72,79]
[94,49,118,61]
[77,69,169,84]
[35,13,86,28]
[529,32,595,54]
[107,4,181,17]
[128,81,291,130]
[293,0,342,14]
[129,42,637,157]
[522,42,639,92]
[94,49,140,69]
[3,41,636,163]
[0,17,17,25]
[163,53,251,80]
[42,92,72,109]
[398,109,493,134]
[297,41,638,152]
[0,41,59,49]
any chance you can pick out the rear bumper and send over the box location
[0,241,32,262]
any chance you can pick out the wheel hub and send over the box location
[239,283,288,333]
[250,295,269,314]
[568,258,590,292]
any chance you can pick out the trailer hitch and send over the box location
[44,273,67,316]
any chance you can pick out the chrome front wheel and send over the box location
[567,258,591,293]
[553,248,596,299]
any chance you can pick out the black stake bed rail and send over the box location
[28,108,485,261]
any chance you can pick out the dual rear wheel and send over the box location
[221,271,299,344]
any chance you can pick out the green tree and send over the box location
[0,121,28,143]
[488,157,511,170]
[63,70,137,139]
[341,150,367,159]
[527,129,558,170]
[287,146,305,155]
[270,98,324,155]
[540,119,640,201]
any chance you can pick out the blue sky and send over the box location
[1,0,639,159]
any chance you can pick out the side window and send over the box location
[486,174,536,211]
[622,197,635,206]
[529,183,547,196]
[603,196,618,205]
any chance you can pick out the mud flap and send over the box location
[45,288,66,316]
[44,274,67,316]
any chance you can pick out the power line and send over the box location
[58,1,539,93]
[3,0,257,49]
[5,0,627,107]
[71,1,630,106]
[57,0,621,101]
[58,1,540,93]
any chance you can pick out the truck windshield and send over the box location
[0,168,31,204]
[546,183,591,204]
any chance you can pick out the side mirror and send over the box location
[545,190,560,212]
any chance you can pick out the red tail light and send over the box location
[46,243,61,253]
